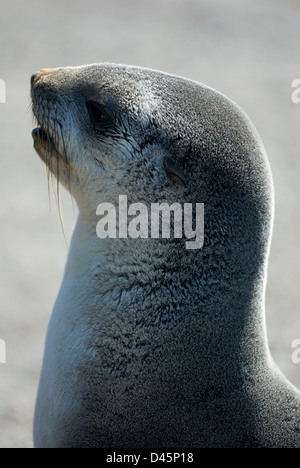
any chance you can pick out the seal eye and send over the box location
[86,101,113,129]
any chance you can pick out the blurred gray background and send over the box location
[0,0,299,448]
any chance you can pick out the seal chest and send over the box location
[31,64,300,448]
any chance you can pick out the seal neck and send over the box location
[64,213,271,376]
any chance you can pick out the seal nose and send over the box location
[31,68,55,87]
[31,72,39,87]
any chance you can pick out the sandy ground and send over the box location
[0,0,300,448]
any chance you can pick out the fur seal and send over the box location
[31,64,300,448]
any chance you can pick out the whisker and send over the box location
[58,122,76,216]
[32,102,69,249]
[54,116,68,248]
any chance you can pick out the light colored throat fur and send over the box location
[63,216,193,315]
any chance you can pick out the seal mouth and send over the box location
[31,109,58,152]
[31,110,68,169]
[32,126,50,144]
[31,121,63,166]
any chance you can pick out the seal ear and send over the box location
[163,156,188,188]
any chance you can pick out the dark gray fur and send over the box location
[32,64,300,448]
